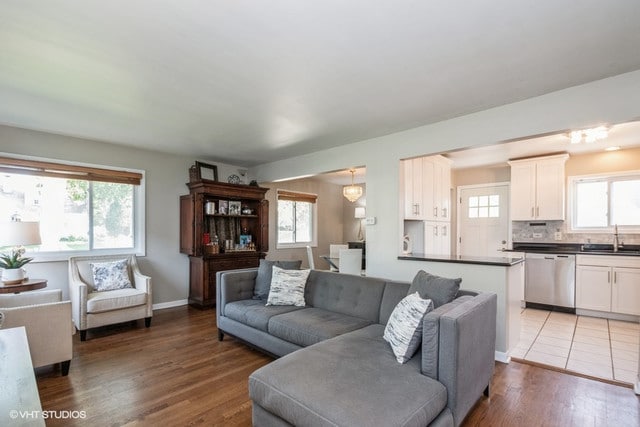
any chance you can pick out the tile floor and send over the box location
[511,308,640,384]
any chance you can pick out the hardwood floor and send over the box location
[36,306,639,426]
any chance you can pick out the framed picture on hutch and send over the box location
[195,161,218,182]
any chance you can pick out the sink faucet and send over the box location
[613,224,619,252]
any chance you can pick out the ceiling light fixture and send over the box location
[343,169,363,202]
[569,126,609,144]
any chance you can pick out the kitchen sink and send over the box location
[580,244,640,254]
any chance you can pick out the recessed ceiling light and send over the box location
[605,146,620,151]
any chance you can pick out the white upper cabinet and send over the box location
[508,154,568,221]
[401,155,452,221]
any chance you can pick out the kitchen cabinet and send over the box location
[508,154,568,221]
[180,180,269,308]
[576,255,640,316]
[400,155,452,255]
[401,155,451,221]
[424,221,451,255]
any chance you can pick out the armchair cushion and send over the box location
[87,288,147,314]
[91,259,133,292]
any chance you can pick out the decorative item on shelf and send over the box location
[218,200,228,215]
[343,169,363,202]
[238,169,248,185]
[229,201,241,215]
[249,180,259,186]
[205,201,216,215]
[0,219,42,285]
[227,174,241,184]
[189,164,198,182]
[241,205,253,215]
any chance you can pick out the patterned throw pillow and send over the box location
[91,259,133,292]
[383,292,434,364]
[265,266,310,307]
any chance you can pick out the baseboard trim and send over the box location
[153,299,188,310]
[495,351,510,364]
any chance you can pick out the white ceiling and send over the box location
[445,120,640,169]
[1,1,640,166]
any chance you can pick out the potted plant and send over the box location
[0,247,33,285]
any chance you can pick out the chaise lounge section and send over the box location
[217,265,497,426]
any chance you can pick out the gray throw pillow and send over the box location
[408,270,461,308]
[383,292,434,363]
[254,259,302,299]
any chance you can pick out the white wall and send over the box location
[253,70,640,281]
[0,125,245,305]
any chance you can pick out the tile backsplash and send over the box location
[512,221,640,245]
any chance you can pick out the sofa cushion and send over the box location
[224,300,303,332]
[86,288,147,314]
[408,270,461,308]
[254,260,302,300]
[384,292,434,363]
[91,259,133,292]
[266,267,310,307]
[249,324,448,427]
[268,307,371,347]
[305,270,387,323]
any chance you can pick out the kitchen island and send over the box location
[399,253,525,362]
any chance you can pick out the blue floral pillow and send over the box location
[91,259,133,292]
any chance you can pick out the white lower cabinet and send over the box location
[576,255,640,316]
[424,221,451,255]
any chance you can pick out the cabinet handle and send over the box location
[442,207,447,218]
[608,271,611,283]
[613,271,617,283]
[434,207,438,217]
[531,207,534,217]
[442,225,447,236]
[536,206,539,217]
[415,204,420,215]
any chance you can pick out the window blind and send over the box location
[277,190,317,204]
[0,156,142,185]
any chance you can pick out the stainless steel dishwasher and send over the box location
[524,253,576,309]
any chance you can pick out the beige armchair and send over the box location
[0,289,73,375]
[69,254,152,341]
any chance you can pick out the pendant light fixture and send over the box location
[343,169,363,202]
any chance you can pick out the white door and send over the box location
[457,183,510,257]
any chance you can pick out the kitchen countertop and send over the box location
[398,253,524,266]
[507,242,640,256]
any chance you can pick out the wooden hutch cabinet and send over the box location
[180,180,269,308]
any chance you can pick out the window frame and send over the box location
[0,153,146,262]
[568,170,640,233]
[275,189,318,249]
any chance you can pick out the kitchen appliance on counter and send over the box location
[524,253,576,311]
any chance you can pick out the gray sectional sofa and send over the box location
[216,266,497,427]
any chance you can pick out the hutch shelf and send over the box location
[180,180,269,308]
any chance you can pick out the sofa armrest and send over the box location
[216,268,258,319]
[436,292,497,427]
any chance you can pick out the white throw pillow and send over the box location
[91,259,133,292]
[265,266,310,307]
[383,292,434,364]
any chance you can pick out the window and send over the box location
[0,155,144,260]
[276,190,317,248]
[468,195,500,218]
[569,172,640,231]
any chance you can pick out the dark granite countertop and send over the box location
[507,242,640,256]
[398,253,524,266]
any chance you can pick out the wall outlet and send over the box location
[365,217,376,225]
[532,233,543,238]
[554,231,563,241]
